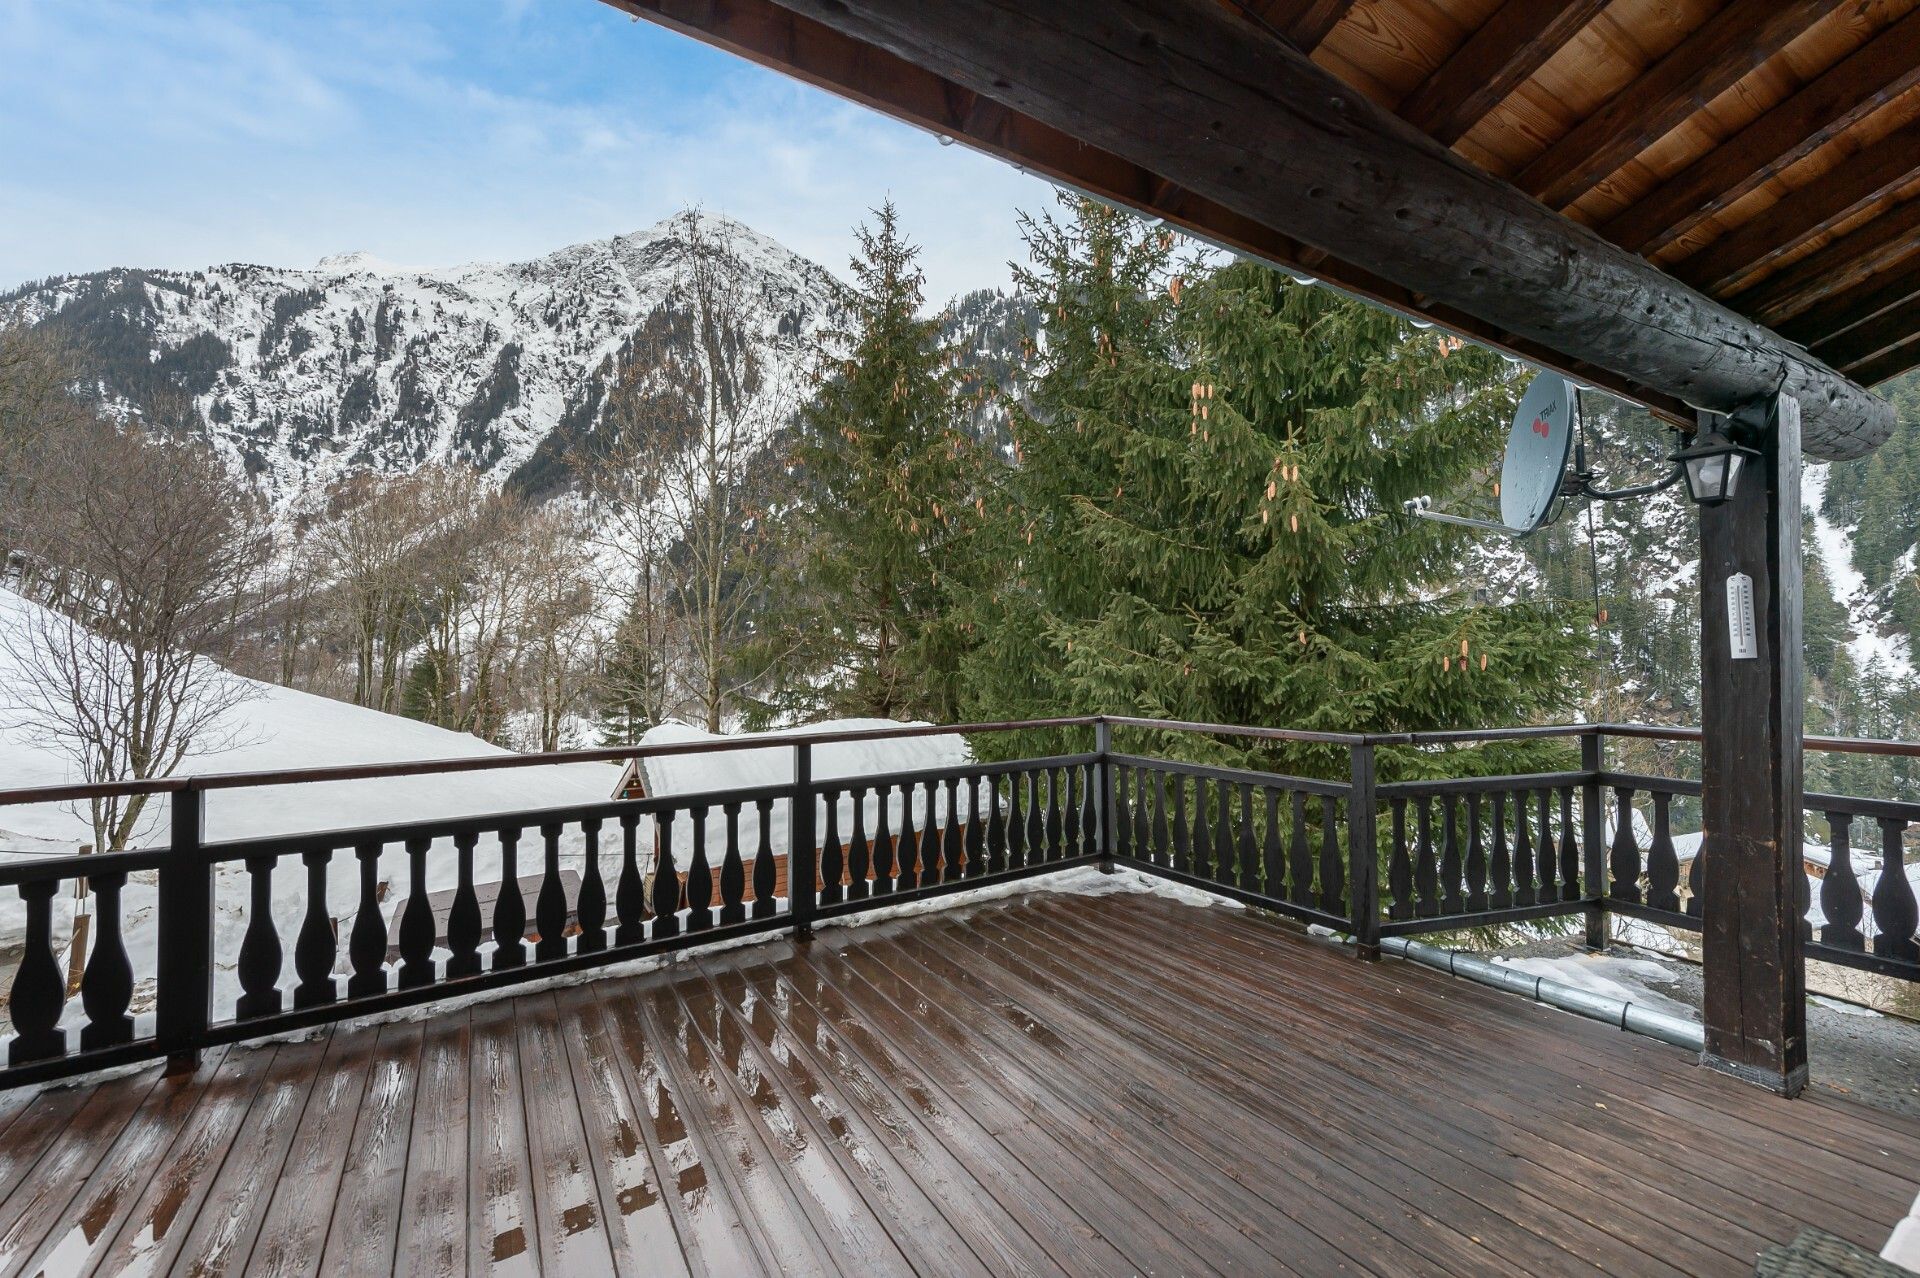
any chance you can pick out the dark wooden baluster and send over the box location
[348,841,387,998]
[895,787,920,893]
[1439,797,1463,915]
[753,799,778,917]
[1114,768,1132,858]
[1152,767,1167,867]
[987,776,1009,874]
[1005,773,1026,871]
[447,833,483,978]
[1262,788,1284,898]
[8,880,66,1064]
[1061,769,1080,861]
[1413,797,1438,918]
[1080,763,1098,859]
[922,780,945,881]
[847,790,871,900]
[1820,811,1865,948]
[1168,777,1188,875]
[1872,818,1918,963]
[294,847,337,1006]
[1387,796,1412,920]
[1609,787,1642,903]
[718,803,747,924]
[1216,783,1237,887]
[1645,793,1681,913]
[79,870,134,1050]
[1046,769,1065,860]
[396,835,436,991]
[616,813,646,944]
[1685,827,1705,918]
[651,815,680,939]
[685,807,715,932]
[1027,772,1046,864]
[1488,793,1512,910]
[1511,789,1536,906]
[236,854,284,1017]
[945,776,966,881]
[819,791,845,909]
[873,786,897,893]
[1319,796,1344,914]
[493,828,527,969]
[1465,794,1488,912]
[1192,778,1214,881]
[966,776,987,878]
[1238,784,1258,893]
[578,817,608,952]
[1132,769,1152,863]
[1530,790,1556,899]
[1289,789,1313,906]
[1557,788,1580,901]
[537,823,570,960]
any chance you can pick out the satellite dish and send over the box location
[1497,372,1575,534]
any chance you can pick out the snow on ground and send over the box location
[1492,951,1693,1017]
[0,587,617,1025]
[1805,463,1914,681]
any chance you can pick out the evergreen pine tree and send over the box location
[965,197,1587,776]
[597,591,664,746]
[786,202,992,722]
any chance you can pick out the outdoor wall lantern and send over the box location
[1669,427,1761,507]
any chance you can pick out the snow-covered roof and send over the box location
[632,719,976,867]
[633,718,972,800]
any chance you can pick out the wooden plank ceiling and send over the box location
[1301,0,1920,389]
[607,0,1917,454]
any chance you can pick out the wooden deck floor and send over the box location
[1,887,1917,1277]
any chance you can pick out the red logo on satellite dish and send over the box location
[1531,413,1552,439]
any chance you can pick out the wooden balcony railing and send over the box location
[1,717,1917,1089]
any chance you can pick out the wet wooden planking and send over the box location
[1,888,1917,1276]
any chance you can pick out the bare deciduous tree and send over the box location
[0,419,272,850]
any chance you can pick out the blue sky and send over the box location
[0,0,1057,299]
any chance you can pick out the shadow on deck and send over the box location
[1,886,1916,1276]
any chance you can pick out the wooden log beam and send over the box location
[1227,0,1357,53]
[602,0,1692,423]
[706,0,1891,458]
[1677,117,1920,296]
[1513,0,1829,211]
[1397,0,1608,147]
[1697,394,1807,1097]
[1600,9,1920,256]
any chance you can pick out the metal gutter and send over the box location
[1381,936,1704,1052]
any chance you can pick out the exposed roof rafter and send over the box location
[1397,0,1607,146]
[1514,0,1829,210]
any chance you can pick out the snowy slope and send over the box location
[2,211,851,508]
[0,587,618,1024]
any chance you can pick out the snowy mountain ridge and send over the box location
[2,211,854,507]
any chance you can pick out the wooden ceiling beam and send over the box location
[1514,0,1829,211]
[1816,307,1920,373]
[1228,0,1358,53]
[1601,9,1920,256]
[1779,247,1920,348]
[715,0,1889,457]
[600,0,1690,422]
[1677,117,1920,295]
[1397,0,1608,146]
[1730,195,1920,324]
[1844,330,1920,388]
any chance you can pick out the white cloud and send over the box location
[0,0,1057,302]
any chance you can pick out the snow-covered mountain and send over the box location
[1,212,854,506]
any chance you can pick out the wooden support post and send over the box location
[1698,394,1808,1096]
[1349,743,1381,960]
[791,742,816,941]
[156,784,211,1075]
[1096,719,1117,874]
[1581,733,1608,951]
